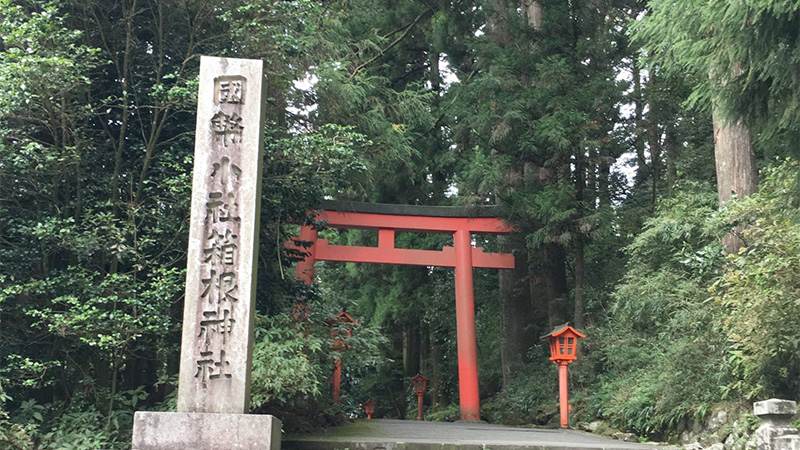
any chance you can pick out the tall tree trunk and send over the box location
[420,325,430,377]
[490,0,542,390]
[713,108,756,253]
[665,127,678,189]
[431,340,443,409]
[574,236,585,329]
[632,63,648,186]
[402,325,421,377]
[573,151,586,330]
[499,233,534,388]
[522,0,543,31]
[543,241,569,328]
[110,0,136,212]
[649,122,662,204]
[487,0,510,46]
[712,62,758,253]
[537,166,570,328]
[587,148,597,205]
[598,159,610,206]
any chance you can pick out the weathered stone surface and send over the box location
[725,420,753,450]
[177,56,267,414]
[754,399,798,450]
[132,411,281,450]
[758,426,800,450]
[698,411,729,448]
[680,431,694,445]
[754,400,797,419]
[744,433,756,450]
[748,434,758,450]
[586,420,604,432]
[621,433,638,443]
[706,443,725,450]
[699,430,727,448]
[707,409,728,433]
[775,435,800,450]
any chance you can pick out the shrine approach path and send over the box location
[283,419,672,450]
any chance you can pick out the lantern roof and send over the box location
[411,373,429,383]
[540,323,586,340]
[325,310,358,326]
[335,311,357,324]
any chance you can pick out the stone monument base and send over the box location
[132,411,281,450]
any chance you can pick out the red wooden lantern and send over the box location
[411,373,429,421]
[543,324,585,364]
[326,311,357,403]
[541,324,585,429]
[411,373,429,395]
[327,311,356,351]
[364,400,376,420]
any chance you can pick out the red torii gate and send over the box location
[291,201,514,421]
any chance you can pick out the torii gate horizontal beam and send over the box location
[314,239,514,269]
[318,210,513,234]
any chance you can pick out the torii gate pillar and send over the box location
[291,201,514,421]
[453,229,480,420]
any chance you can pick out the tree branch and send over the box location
[350,7,435,80]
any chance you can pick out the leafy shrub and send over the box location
[587,181,730,437]
[250,314,327,407]
[481,354,558,425]
[715,159,800,398]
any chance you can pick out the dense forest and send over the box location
[1,0,800,448]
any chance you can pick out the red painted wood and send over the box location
[559,362,569,428]
[378,228,395,248]
[291,207,515,419]
[313,240,514,269]
[318,210,513,234]
[333,358,342,404]
[296,225,317,284]
[454,229,480,421]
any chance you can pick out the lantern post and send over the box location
[541,324,585,429]
[327,311,356,404]
[411,373,429,421]
[364,400,376,420]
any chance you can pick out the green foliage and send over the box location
[634,0,800,141]
[0,0,380,442]
[250,315,326,407]
[248,304,388,428]
[425,404,461,422]
[587,181,729,436]
[481,355,558,425]
[2,0,799,441]
[22,268,176,352]
[587,160,800,436]
[0,383,36,450]
[715,159,800,398]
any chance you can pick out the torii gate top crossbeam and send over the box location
[316,200,513,234]
[293,201,515,270]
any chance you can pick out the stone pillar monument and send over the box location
[755,399,799,450]
[131,56,281,450]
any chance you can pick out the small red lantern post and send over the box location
[541,324,585,429]
[365,400,376,420]
[411,373,429,421]
[327,311,357,404]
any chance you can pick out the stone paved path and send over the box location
[283,419,671,450]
